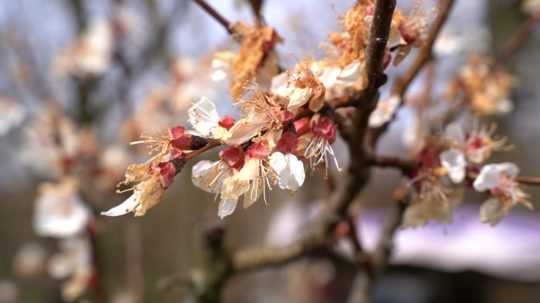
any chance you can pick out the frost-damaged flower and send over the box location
[102,126,194,216]
[0,96,25,136]
[271,61,326,113]
[101,160,180,217]
[225,91,285,145]
[48,236,94,301]
[227,22,282,99]
[368,95,401,127]
[448,55,516,116]
[34,178,91,238]
[54,19,113,76]
[310,60,366,103]
[304,116,340,174]
[473,163,532,226]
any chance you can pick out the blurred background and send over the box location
[0,0,540,302]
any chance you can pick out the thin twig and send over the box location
[192,0,234,34]
[498,15,540,60]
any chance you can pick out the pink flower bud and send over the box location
[169,126,192,150]
[218,116,235,129]
[220,146,245,170]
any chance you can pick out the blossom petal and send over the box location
[225,115,266,145]
[188,97,220,137]
[101,193,139,217]
[218,199,238,219]
[269,152,305,191]
[192,160,224,193]
[440,148,467,184]
[473,162,519,192]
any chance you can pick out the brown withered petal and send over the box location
[134,176,165,217]
[230,23,282,100]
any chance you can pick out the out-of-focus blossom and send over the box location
[368,95,401,127]
[0,280,17,303]
[34,178,91,238]
[48,237,93,301]
[448,55,516,116]
[55,20,113,77]
[402,110,428,154]
[13,243,47,277]
[439,148,466,184]
[210,51,236,82]
[21,107,90,177]
[473,163,532,225]
[0,97,25,136]
[444,121,509,164]
[97,145,131,190]
[522,0,540,15]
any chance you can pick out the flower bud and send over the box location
[220,146,245,170]
[218,116,235,129]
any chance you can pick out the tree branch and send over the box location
[368,0,455,145]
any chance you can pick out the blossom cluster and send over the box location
[103,1,427,219]
[401,120,531,227]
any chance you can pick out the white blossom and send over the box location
[188,97,220,137]
[48,236,93,301]
[440,148,467,184]
[473,163,519,192]
[268,152,305,191]
[34,181,90,238]
[218,199,238,219]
